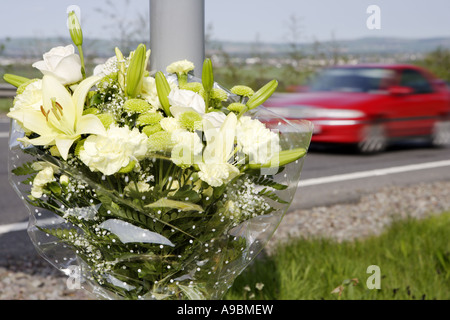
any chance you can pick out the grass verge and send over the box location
[225,212,450,300]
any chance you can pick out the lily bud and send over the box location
[126,44,147,98]
[68,11,83,47]
[247,148,307,170]
[3,74,30,88]
[246,79,278,110]
[155,71,172,117]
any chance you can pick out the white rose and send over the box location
[237,116,280,164]
[11,80,42,113]
[169,88,206,116]
[80,125,148,176]
[32,45,83,85]
[202,112,226,129]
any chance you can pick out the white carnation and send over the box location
[31,165,55,198]
[171,130,203,167]
[11,80,42,113]
[197,163,240,187]
[124,181,152,196]
[80,125,148,176]
[160,117,182,133]
[166,60,195,75]
[237,116,280,164]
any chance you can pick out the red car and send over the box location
[265,64,450,153]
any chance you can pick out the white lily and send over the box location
[7,75,107,160]
[197,112,240,187]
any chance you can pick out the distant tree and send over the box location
[416,47,450,82]
[95,0,149,53]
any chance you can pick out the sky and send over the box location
[0,0,449,43]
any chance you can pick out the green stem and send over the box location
[77,45,86,79]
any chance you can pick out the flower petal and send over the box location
[7,109,55,137]
[76,114,107,136]
[72,76,102,123]
[55,136,78,160]
[42,75,76,131]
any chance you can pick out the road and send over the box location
[0,116,449,264]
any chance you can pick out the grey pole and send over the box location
[150,0,205,77]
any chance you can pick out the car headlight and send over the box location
[267,105,365,119]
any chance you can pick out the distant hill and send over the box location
[1,36,450,59]
[210,37,450,56]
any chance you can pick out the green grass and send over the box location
[225,213,450,300]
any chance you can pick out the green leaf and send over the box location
[246,79,278,110]
[145,198,203,212]
[155,71,172,117]
[252,175,288,190]
[12,162,38,176]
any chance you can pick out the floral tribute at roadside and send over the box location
[5,11,312,300]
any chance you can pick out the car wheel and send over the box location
[430,120,450,147]
[357,124,387,154]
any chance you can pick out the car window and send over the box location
[309,68,396,93]
[399,69,433,94]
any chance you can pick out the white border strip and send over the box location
[299,160,450,187]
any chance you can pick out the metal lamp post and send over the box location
[149,0,205,76]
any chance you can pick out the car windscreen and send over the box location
[309,68,396,93]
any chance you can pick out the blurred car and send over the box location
[265,64,450,153]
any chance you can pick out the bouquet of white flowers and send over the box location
[5,11,313,300]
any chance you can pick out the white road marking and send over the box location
[1,160,450,235]
[0,132,9,138]
[0,221,28,234]
[0,218,62,236]
[299,159,450,187]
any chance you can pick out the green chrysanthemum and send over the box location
[147,131,174,152]
[96,113,115,129]
[142,123,163,137]
[180,82,203,93]
[137,112,163,127]
[123,98,151,113]
[211,88,228,102]
[178,111,203,131]
[227,102,246,113]
[231,85,254,97]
